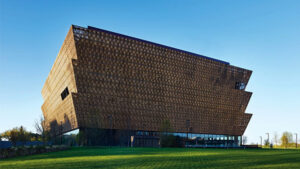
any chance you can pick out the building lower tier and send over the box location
[66,128,242,147]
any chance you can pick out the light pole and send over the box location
[266,133,270,147]
[60,121,63,145]
[295,133,298,149]
[127,117,131,147]
[260,136,262,147]
[186,120,190,144]
[108,115,112,147]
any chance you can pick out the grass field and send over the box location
[1,147,300,169]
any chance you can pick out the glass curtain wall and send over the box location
[135,131,241,147]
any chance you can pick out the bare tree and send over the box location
[264,139,270,146]
[242,136,248,145]
[35,116,44,135]
[273,132,279,146]
[35,115,49,144]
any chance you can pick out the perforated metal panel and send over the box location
[42,25,252,136]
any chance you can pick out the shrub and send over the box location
[0,145,69,159]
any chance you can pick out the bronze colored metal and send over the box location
[42,25,252,136]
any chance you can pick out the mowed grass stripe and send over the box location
[0,147,300,169]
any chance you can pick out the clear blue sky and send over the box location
[0,0,299,144]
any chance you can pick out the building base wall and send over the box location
[76,128,241,147]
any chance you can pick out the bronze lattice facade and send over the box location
[42,25,252,146]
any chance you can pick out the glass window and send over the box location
[61,87,69,100]
[235,82,246,90]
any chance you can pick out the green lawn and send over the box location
[1,147,300,169]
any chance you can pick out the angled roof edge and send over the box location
[72,25,230,65]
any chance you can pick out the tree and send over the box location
[264,139,270,146]
[273,132,279,146]
[76,130,87,146]
[19,126,29,144]
[160,135,184,147]
[159,120,183,147]
[242,136,248,145]
[1,126,31,146]
[1,128,19,146]
[35,115,50,144]
[160,119,172,134]
[281,131,293,148]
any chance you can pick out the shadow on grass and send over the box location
[1,147,222,161]
[1,147,300,169]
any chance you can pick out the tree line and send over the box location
[0,117,298,149]
[243,131,298,149]
[0,116,50,146]
[0,126,42,146]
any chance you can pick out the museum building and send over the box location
[41,25,253,147]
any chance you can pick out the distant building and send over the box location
[41,25,252,147]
